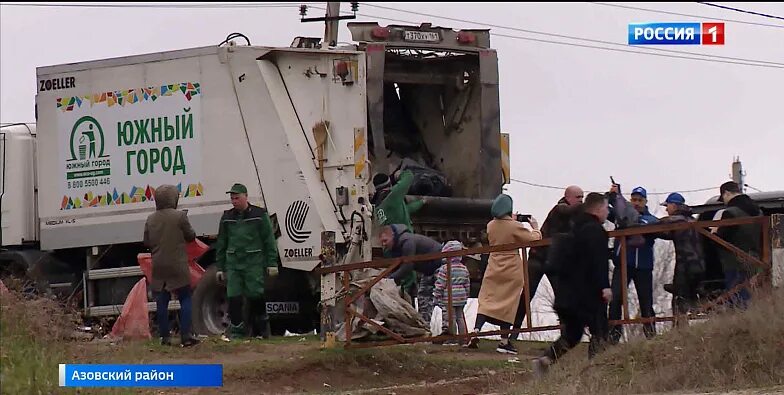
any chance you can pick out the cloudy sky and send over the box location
[2,2,782,221]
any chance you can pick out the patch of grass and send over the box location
[520,288,784,395]
[0,291,128,395]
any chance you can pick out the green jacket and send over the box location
[373,170,424,232]
[214,204,278,273]
[374,170,423,290]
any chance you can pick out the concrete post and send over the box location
[319,231,337,348]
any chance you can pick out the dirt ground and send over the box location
[65,335,539,394]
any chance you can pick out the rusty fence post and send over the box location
[523,250,532,330]
[446,258,454,336]
[620,236,630,323]
[772,214,784,288]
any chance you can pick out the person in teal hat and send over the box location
[467,194,542,355]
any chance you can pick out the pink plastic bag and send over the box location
[110,278,151,340]
[137,239,209,289]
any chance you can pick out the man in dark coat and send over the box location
[525,186,583,308]
[531,193,612,377]
[144,184,199,347]
[715,181,762,309]
[380,224,443,326]
[655,193,705,325]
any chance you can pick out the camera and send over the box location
[516,214,531,223]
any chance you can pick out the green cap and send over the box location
[226,183,248,194]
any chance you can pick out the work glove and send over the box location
[216,271,225,284]
[267,267,279,277]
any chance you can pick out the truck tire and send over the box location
[192,266,229,336]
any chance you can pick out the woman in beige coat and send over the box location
[467,194,541,354]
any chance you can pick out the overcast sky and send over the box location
[2,2,782,221]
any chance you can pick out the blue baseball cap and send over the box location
[662,192,686,206]
[631,186,647,199]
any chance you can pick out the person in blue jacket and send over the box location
[607,185,659,343]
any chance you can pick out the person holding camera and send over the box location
[516,185,584,339]
[466,194,541,355]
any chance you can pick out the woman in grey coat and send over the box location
[143,184,199,347]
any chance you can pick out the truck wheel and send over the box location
[192,266,229,336]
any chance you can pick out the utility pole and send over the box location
[323,2,341,48]
[299,2,357,48]
[731,156,746,193]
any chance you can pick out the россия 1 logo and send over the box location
[628,22,725,45]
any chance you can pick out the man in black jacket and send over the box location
[517,186,583,336]
[528,186,584,292]
[716,181,762,309]
[380,224,444,326]
[531,193,612,377]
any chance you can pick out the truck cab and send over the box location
[0,123,37,249]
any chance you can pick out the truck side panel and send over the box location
[36,46,371,270]
[36,48,268,250]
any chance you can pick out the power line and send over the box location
[362,3,784,67]
[490,32,783,69]
[509,179,566,191]
[510,178,716,196]
[0,2,310,8]
[344,9,784,69]
[696,2,784,21]
[588,2,784,29]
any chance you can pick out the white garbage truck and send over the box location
[0,22,508,336]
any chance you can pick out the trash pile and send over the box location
[336,273,429,341]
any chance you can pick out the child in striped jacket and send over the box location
[433,240,471,343]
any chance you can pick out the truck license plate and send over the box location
[404,31,441,43]
[266,302,300,314]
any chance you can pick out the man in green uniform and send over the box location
[372,170,426,303]
[214,183,279,341]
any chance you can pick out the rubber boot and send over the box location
[249,297,271,339]
[256,316,271,340]
[221,296,247,342]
